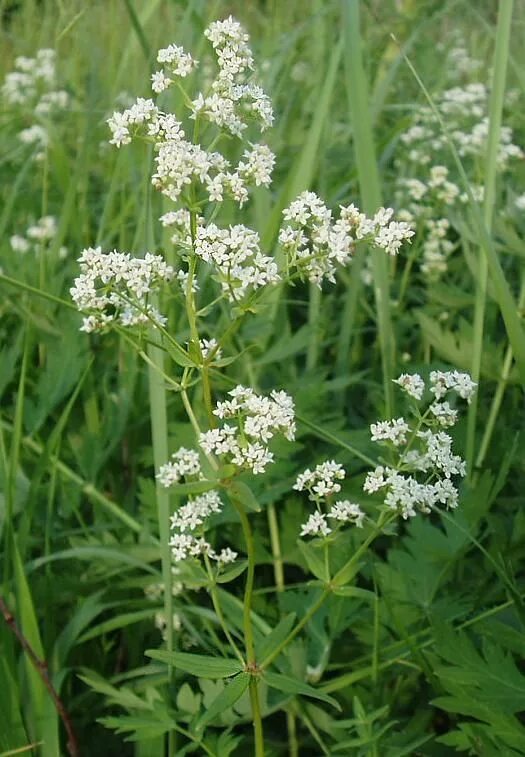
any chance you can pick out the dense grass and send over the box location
[1,1,525,755]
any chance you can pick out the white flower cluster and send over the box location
[152,43,197,92]
[2,49,69,158]
[10,216,68,259]
[294,460,345,498]
[294,461,365,538]
[70,246,173,333]
[169,490,237,566]
[107,17,275,212]
[363,371,476,519]
[278,192,414,286]
[400,84,523,169]
[157,448,202,488]
[193,16,273,136]
[200,386,295,474]
[396,51,523,280]
[300,501,365,538]
[193,222,279,301]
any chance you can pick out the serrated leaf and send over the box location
[265,671,341,710]
[196,673,250,731]
[145,651,243,679]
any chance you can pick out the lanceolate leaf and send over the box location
[258,613,296,665]
[195,673,250,731]
[265,671,341,710]
[145,651,243,679]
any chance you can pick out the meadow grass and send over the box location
[1,1,525,755]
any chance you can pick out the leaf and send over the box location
[332,586,376,601]
[195,673,250,731]
[145,651,243,679]
[216,560,248,584]
[257,613,296,665]
[297,540,329,582]
[226,480,261,512]
[264,671,341,710]
[168,480,218,496]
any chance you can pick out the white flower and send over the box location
[429,370,477,403]
[300,512,331,537]
[370,418,410,446]
[70,247,173,331]
[393,373,425,400]
[294,460,345,499]
[328,500,365,528]
[199,387,294,475]
[194,223,279,301]
[199,338,222,361]
[157,448,202,488]
[10,235,30,253]
[151,70,172,93]
[429,401,458,427]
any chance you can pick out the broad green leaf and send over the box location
[264,671,341,710]
[145,651,243,679]
[196,673,250,731]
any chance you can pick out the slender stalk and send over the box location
[306,284,322,372]
[466,0,514,472]
[232,499,265,756]
[203,556,245,663]
[262,512,392,668]
[147,338,175,757]
[343,0,394,417]
[475,273,525,472]
[0,596,79,757]
[267,504,285,592]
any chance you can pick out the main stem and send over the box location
[233,499,265,757]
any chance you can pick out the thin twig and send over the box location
[0,596,80,757]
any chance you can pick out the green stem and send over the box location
[475,274,525,472]
[232,499,265,756]
[262,512,392,668]
[146,337,174,704]
[267,504,284,592]
[343,0,394,418]
[466,0,514,473]
[203,556,245,664]
[249,679,265,757]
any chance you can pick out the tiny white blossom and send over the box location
[393,373,425,400]
[300,512,331,537]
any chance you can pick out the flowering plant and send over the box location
[68,15,479,757]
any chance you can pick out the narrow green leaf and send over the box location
[169,480,218,497]
[265,671,341,711]
[258,613,296,666]
[195,673,250,731]
[297,540,329,582]
[216,560,248,584]
[227,480,261,513]
[145,651,243,679]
